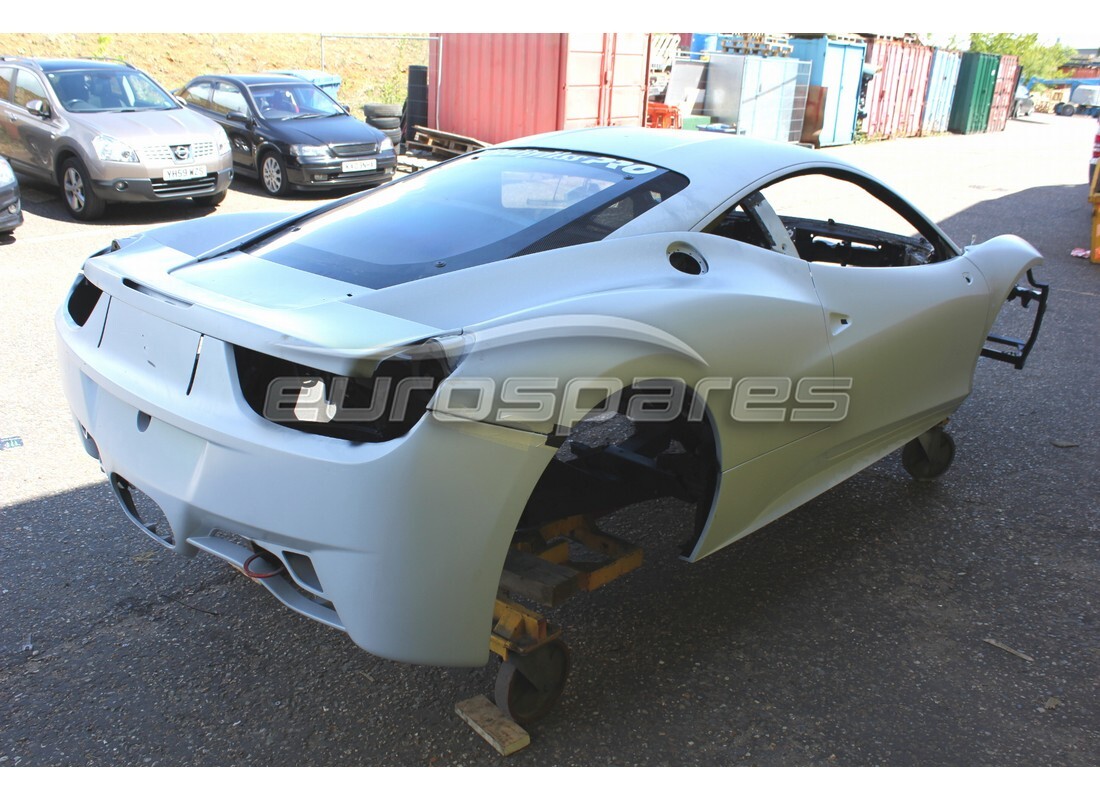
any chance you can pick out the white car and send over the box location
[56,128,1047,710]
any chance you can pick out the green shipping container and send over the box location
[949,52,1000,134]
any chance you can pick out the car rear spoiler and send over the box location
[981,269,1049,369]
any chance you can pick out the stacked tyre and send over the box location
[405,65,429,143]
[364,103,402,146]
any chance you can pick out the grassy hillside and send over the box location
[0,32,429,116]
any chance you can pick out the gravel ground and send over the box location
[0,115,1097,771]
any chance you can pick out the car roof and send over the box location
[3,57,138,72]
[190,74,308,87]
[499,127,849,180]
[490,127,954,249]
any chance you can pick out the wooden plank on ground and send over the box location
[455,695,530,756]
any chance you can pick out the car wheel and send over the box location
[259,151,291,196]
[1059,104,1077,117]
[193,189,227,208]
[901,427,955,481]
[60,157,106,221]
[494,639,570,725]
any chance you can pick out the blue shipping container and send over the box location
[789,36,866,146]
[920,49,961,135]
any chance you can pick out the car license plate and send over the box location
[341,159,377,173]
[163,166,208,181]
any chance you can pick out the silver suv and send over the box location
[0,57,233,220]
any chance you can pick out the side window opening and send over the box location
[14,69,48,109]
[705,170,947,268]
[0,68,13,104]
[211,82,247,116]
[181,81,213,110]
[702,191,797,258]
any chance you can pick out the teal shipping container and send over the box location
[920,49,962,135]
[789,36,867,146]
[949,52,1000,134]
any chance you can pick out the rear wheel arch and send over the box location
[514,382,721,556]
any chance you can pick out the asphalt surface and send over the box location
[1,117,1098,767]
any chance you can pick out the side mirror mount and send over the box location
[26,99,49,118]
[226,111,254,127]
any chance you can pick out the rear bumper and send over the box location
[55,285,554,667]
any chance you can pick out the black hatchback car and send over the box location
[178,74,396,196]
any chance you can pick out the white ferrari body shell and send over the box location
[56,128,1044,666]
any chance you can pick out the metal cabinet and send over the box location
[789,36,867,146]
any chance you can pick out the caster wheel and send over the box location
[494,639,571,725]
[902,428,955,481]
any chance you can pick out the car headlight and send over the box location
[0,159,14,185]
[92,135,139,163]
[215,128,231,156]
[289,144,331,158]
[379,137,394,152]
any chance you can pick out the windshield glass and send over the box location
[249,83,344,120]
[46,68,178,112]
[245,148,688,289]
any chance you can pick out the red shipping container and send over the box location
[1064,66,1100,79]
[862,38,933,140]
[987,54,1019,132]
[427,33,650,144]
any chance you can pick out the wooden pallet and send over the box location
[721,33,793,57]
[407,125,489,158]
[789,32,867,45]
[858,32,921,44]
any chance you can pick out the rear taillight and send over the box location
[233,345,449,443]
[1093,128,1100,159]
[66,275,103,327]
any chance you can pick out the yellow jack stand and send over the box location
[487,514,643,725]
